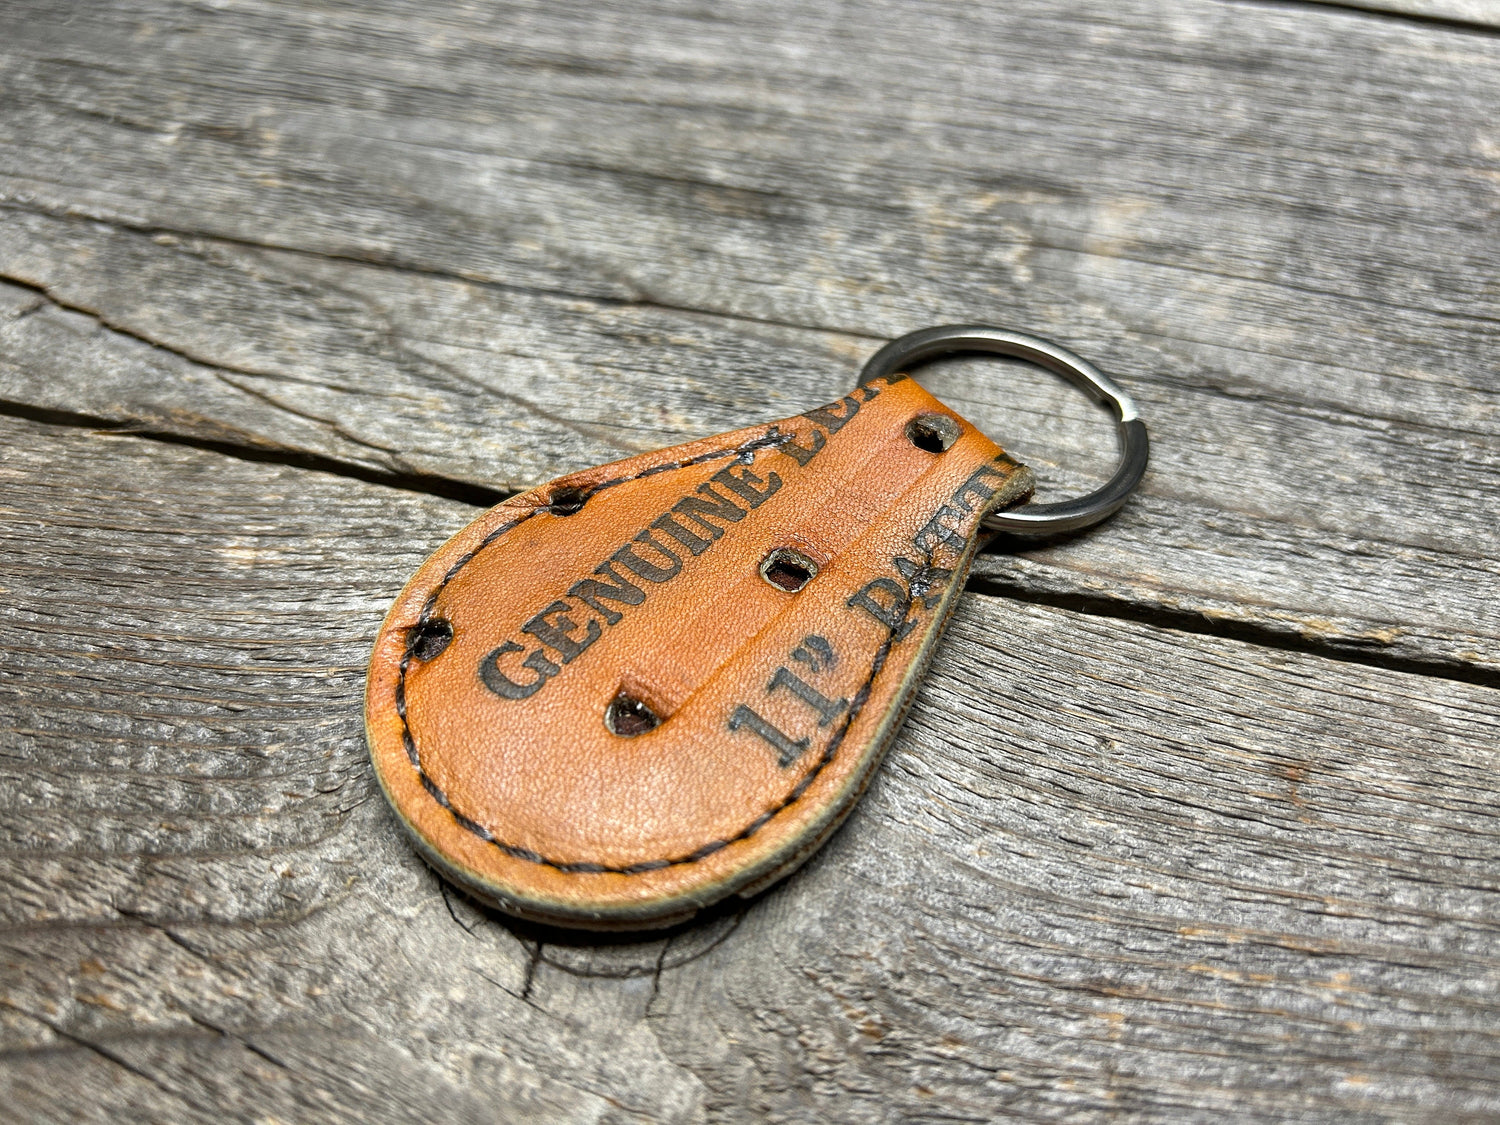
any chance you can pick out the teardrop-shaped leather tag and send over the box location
[366,375,1032,928]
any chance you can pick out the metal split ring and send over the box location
[858,325,1149,535]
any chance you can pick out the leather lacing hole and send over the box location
[549,486,588,515]
[407,617,453,662]
[760,548,817,592]
[905,413,961,453]
[605,693,660,737]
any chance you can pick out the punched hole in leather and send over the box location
[366,374,1033,929]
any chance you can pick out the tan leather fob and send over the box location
[366,375,1033,929]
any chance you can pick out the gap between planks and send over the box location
[1225,0,1500,37]
[3,400,1493,696]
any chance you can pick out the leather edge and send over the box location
[366,461,1035,931]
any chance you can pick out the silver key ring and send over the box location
[857,325,1150,535]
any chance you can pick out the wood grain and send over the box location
[1,0,1497,1119]
[1295,0,1500,28]
[0,414,1496,1122]
[1,0,1497,678]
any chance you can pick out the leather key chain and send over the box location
[366,326,1149,929]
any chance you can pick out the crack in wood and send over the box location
[965,574,1500,690]
[0,395,509,508]
[0,201,886,345]
[1223,0,1500,37]
[0,999,190,1103]
[0,390,1488,688]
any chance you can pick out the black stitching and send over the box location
[620,859,672,874]
[450,810,493,841]
[420,773,451,808]
[401,729,420,769]
[395,422,920,876]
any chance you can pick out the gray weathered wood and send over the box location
[2,1,1498,1120]
[1,414,1497,1122]
[1313,0,1500,26]
[1,0,1498,677]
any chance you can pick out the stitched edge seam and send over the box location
[391,417,952,877]
[394,425,921,875]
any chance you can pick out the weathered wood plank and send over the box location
[1,415,1495,1121]
[1304,0,1500,27]
[1,0,1496,676]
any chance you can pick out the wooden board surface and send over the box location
[1310,0,1500,28]
[1,0,1497,1120]
[2,0,1498,680]
[2,414,1496,1122]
